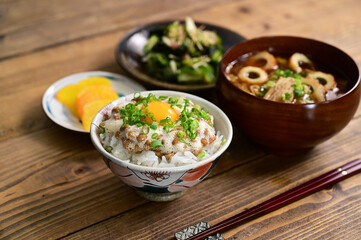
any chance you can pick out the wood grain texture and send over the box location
[0,0,226,59]
[0,0,360,61]
[1,0,361,140]
[62,118,361,240]
[1,0,361,239]
[0,118,360,239]
[0,126,264,239]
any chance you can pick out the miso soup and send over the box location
[225,51,347,104]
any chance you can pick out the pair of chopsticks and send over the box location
[184,158,361,240]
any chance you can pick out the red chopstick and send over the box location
[186,158,361,240]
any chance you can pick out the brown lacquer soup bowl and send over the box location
[218,36,360,155]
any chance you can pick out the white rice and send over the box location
[100,131,224,168]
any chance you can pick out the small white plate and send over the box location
[42,71,146,133]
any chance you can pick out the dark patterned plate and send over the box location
[115,20,245,92]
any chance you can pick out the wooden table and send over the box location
[1,0,361,239]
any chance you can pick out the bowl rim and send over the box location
[220,35,361,106]
[90,90,233,172]
[115,19,246,91]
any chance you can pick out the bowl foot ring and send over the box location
[135,189,187,202]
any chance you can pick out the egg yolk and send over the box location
[143,101,179,124]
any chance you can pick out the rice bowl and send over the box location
[90,90,232,201]
[96,91,225,167]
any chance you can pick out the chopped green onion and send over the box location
[285,92,292,99]
[191,108,201,114]
[200,111,211,120]
[121,119,127,127]
[142,125,150,134]
[189,112,199,119]
[168,97,178,104]
[119,103,147,126]
[282,92,292,101]
[258,86,268,97]
[274,68,302,80]
[294,88,304,97]
[147,112,155,121]
[163,125,170,133]
[158,96,168,100]
[293,78,305,97]
[99,124,106,134]
[294,78,303,89]
[133,91,141,100]
[137,98,148,106]
[269,74,279,81]
[187,131,198,140]
[117,95,213,145]
[177,130,185,138]
[201,107,209,113]
[105,146,113,153]
[147,93,158,102]
[180,138,190,146]
[183,98,190,107]
[221,138,226,145]
[150,140,162,148]
[149,121,158,130]
[265,80,276,88]
[160,116,171,124]
[193,104,201,110]
[190,119,199,129]
[293,74,302,80]
[197,151,205,158]
[274,69,283,76]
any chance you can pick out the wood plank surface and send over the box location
[1,0,361,61]
[0,0,225,60]
[0,126,263,239]
[1,0,361,239]
[62,118,361,240]
[1,118,360,239]
[1,0,361,141]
